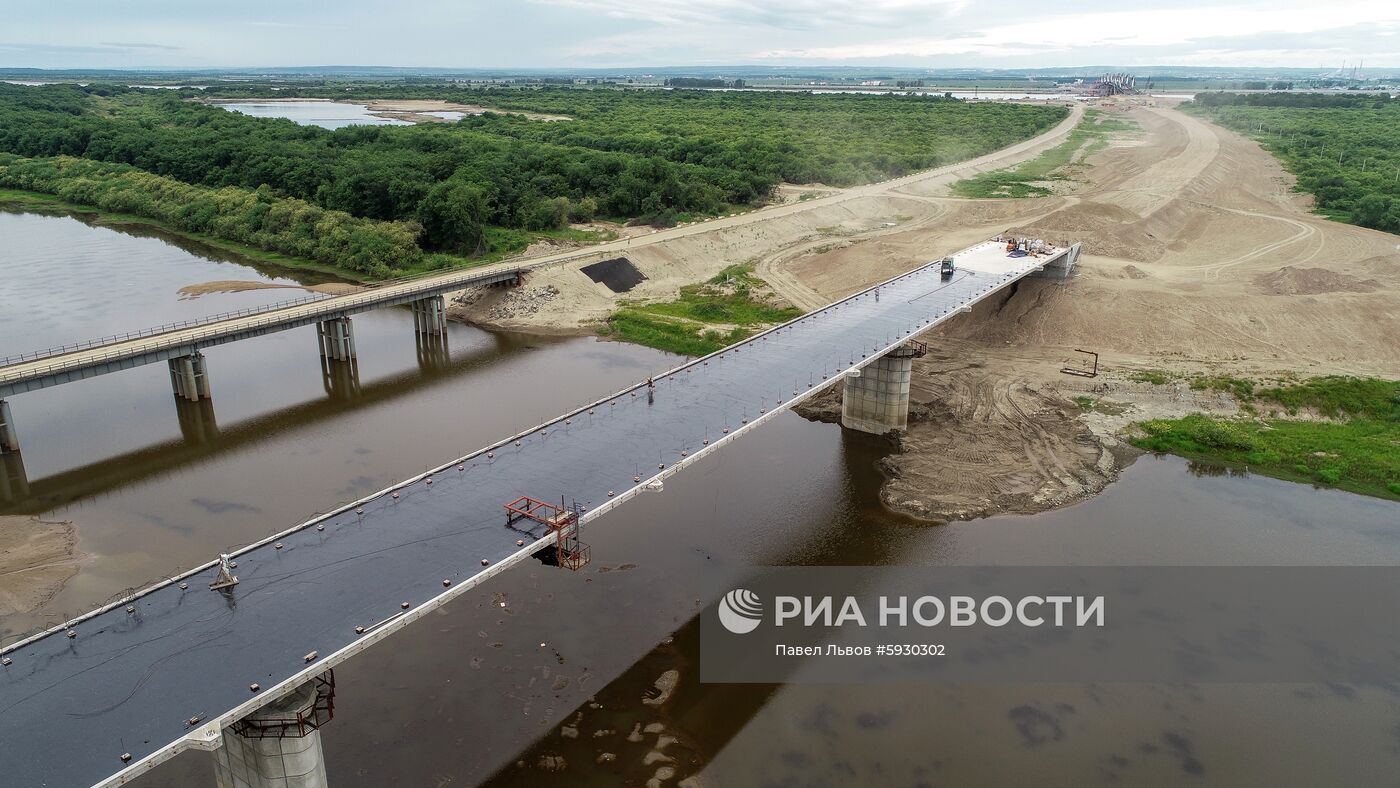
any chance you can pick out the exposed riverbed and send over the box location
[3,209,1397,787]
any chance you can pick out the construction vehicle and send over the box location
[939,256,956,279]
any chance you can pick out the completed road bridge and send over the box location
[0,238,1078,788]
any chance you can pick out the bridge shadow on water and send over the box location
[0,332,520,516]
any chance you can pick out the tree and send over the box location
[417,177,489,254]
[1353,194,1392,230]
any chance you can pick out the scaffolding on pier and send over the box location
[504,496,591,570]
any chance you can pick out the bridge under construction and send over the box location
[0,238,1078,788]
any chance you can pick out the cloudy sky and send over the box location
[4,0,1398,70]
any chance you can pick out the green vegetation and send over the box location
[0,154,426,277]
[1131,377,1400,500]
[1129,369,1172,385]
[600,265,802,356]
[0,83,1065,278]
[1185,93,1400,234]
[952,110,1136,198]
[1188,374,1257,402]
[1072,395,1128,415]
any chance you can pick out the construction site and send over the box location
[1,78,1398,788]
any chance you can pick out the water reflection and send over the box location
[219,101,413,129]
[0,210,344,358]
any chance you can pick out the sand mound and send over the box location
[1008,200,1167,262]
[1255,266,1381,296]
[178,280,362,298]
[796,352,1120,522]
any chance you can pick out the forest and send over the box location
[1186,92,1400,233]
[0,83,1066,276]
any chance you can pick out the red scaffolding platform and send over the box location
[504,496,591,570]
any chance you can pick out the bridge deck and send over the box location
[0,263,525,397]
[0,240,1073,788]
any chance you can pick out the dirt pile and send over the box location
[797,352,1122,522]
[1254,266,1381,296]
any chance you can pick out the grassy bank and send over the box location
[952,109,1137,198]
[0,187,368,281]
[0,186,608,283]
[599,265,802,356]
[1130,376,1400,500]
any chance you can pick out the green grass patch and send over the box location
[600,311,752,357]
[1073,396,1129,415]
[1189,374,1257,402]
[1129,369,1172,385]
[601,264,802,355]
[1131,414,1399,501]
[1254,376,1400,420]
[1129,376,1400,501]
[952,109,1138,198]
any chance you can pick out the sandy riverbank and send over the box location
[0,515,85,624]
[177,280,364,298]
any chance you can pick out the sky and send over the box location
[2,0,1398,71]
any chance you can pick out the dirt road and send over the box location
[451,104,1086,330]
[473,98,1396,523]
[783,100,1398,520]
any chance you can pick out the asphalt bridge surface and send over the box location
[0,242,1056,788]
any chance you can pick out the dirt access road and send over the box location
[789,100,1399,520]
[466,99,1397,523]
[451,104,1085,328]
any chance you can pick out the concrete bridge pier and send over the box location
[168,353,212,402]
[0,399,19,454]
[840,342,926,435]
[213,675,333,788]
[1032,242,1082,280]
[410,295,447,336]
[317,318,356,362]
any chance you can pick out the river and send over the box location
[2,209,1397,787]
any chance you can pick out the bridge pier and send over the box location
[317,317,356,362]
[0,399,19,454]
[840,342,926,435]
[168,353,212,402]
[213,675,333,788]
[1032,241,1082,280]
[410,295,447,336]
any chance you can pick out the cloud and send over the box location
[751,1,1400,62]
[0,41,181,55]
[99,42,182,51]
[532,0,967,30]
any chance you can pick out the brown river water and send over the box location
[2,210,1399,787]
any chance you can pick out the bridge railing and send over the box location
[0,292,338,368]
[0,264,533,386]
[0,246,606,375]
